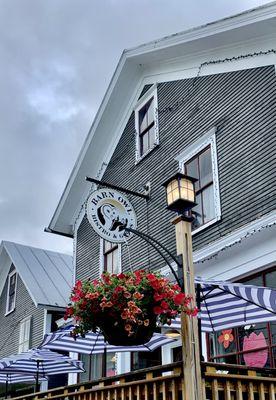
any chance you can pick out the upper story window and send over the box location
[185,146,215,229]
[176,128,221,234]
[135,85,159,163]
[18,316,31,353]
[6,270,17,315]
[100,239,121,275]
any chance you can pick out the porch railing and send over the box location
[8,361,276,400]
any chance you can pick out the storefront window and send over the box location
[79,352,116,382]
[208,268,276,368]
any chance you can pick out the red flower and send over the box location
[153,306,163,315]
[218,329,234,349]
[173,293,186,305]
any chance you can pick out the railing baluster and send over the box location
[269,383,275,400]
[136,385,141,400]
[211,378,219,400]
[259,382,265,400]
[224,380,231,400]
[153,382,158,400]
[171,378,179,400]
[248,382,254,400]
[236,380,243,400]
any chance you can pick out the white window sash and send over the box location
[5,270,17,315]
[176,128,221,234]
[18,316,31,353]
[134,85,159,164]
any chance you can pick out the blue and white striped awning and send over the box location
[167,278,276,333]
[40,330,175,355]
[0,348,84,376]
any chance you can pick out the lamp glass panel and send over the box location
[167,191,173,205]
[187,188,195,202]
[171,179,179,190]
[172,187,179,202]
[199,147,212,187]
[202,184,215,222]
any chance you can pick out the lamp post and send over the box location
[163,173,203,400]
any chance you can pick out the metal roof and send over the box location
[0,241,73,308]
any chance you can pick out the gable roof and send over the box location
[0,241,73,308]
[47,1,276,237]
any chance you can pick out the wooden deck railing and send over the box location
[8,361,276,400]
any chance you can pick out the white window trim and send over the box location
[99,238,122,276]
[18,315,32,353]
[176,127,221,235]
[5,270,17,316]
[134,84,159,164]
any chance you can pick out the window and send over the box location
[18,316,31,353]
[79,353,116,382]
[208,268,276,368]
[185,146,215,230]
[177,128,221,233]
[6,270,17,314]
[101,239,121,275]
[135,86,158,163]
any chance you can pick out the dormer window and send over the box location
[6,270,17,315]
[135,85,159,163]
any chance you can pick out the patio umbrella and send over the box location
[0,348,84,392]
[167,277,276,332]
[0,373,47,399]
[40,328,176,377]
[40,328,176,354]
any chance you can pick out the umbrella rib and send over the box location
[202,296,215,333]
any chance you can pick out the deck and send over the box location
[10,362,276,400]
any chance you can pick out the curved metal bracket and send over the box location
[124,227,182,288]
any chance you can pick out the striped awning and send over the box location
[167,278,276,332]
[40,330,175,354]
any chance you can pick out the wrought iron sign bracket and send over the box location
[86,177,150,200]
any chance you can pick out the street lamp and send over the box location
[163,173,203,400]
[163,173,197,214]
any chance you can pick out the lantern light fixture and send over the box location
[163,173,197,214]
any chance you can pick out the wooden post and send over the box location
[172,215,203,400]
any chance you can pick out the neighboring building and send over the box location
[47,2,276,379]
[0,241,73,388]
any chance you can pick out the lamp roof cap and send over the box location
[162,173,198,187]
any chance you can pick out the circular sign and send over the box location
[86,188,137,243]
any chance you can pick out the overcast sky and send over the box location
[0,0,272,255]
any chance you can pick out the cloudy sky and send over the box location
[0,0,272,254]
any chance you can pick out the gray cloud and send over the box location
[0,0,271,254]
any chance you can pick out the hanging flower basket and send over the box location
[65,270,198,346]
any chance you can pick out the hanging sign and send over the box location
[86,188,137,243]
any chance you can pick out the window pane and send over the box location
[185,158,199,191]
[139,98,154,133]
[147,98,154,124]
[106,353,116,377]
[192,194,202,229]
[199,147,212,187]
[265,270,276,288]
[79,354,90,382]
[239,323,270,368]
[149,127,155,149]
[142,133,149,155]
[202,184,215,223]
[106,253,113,273]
